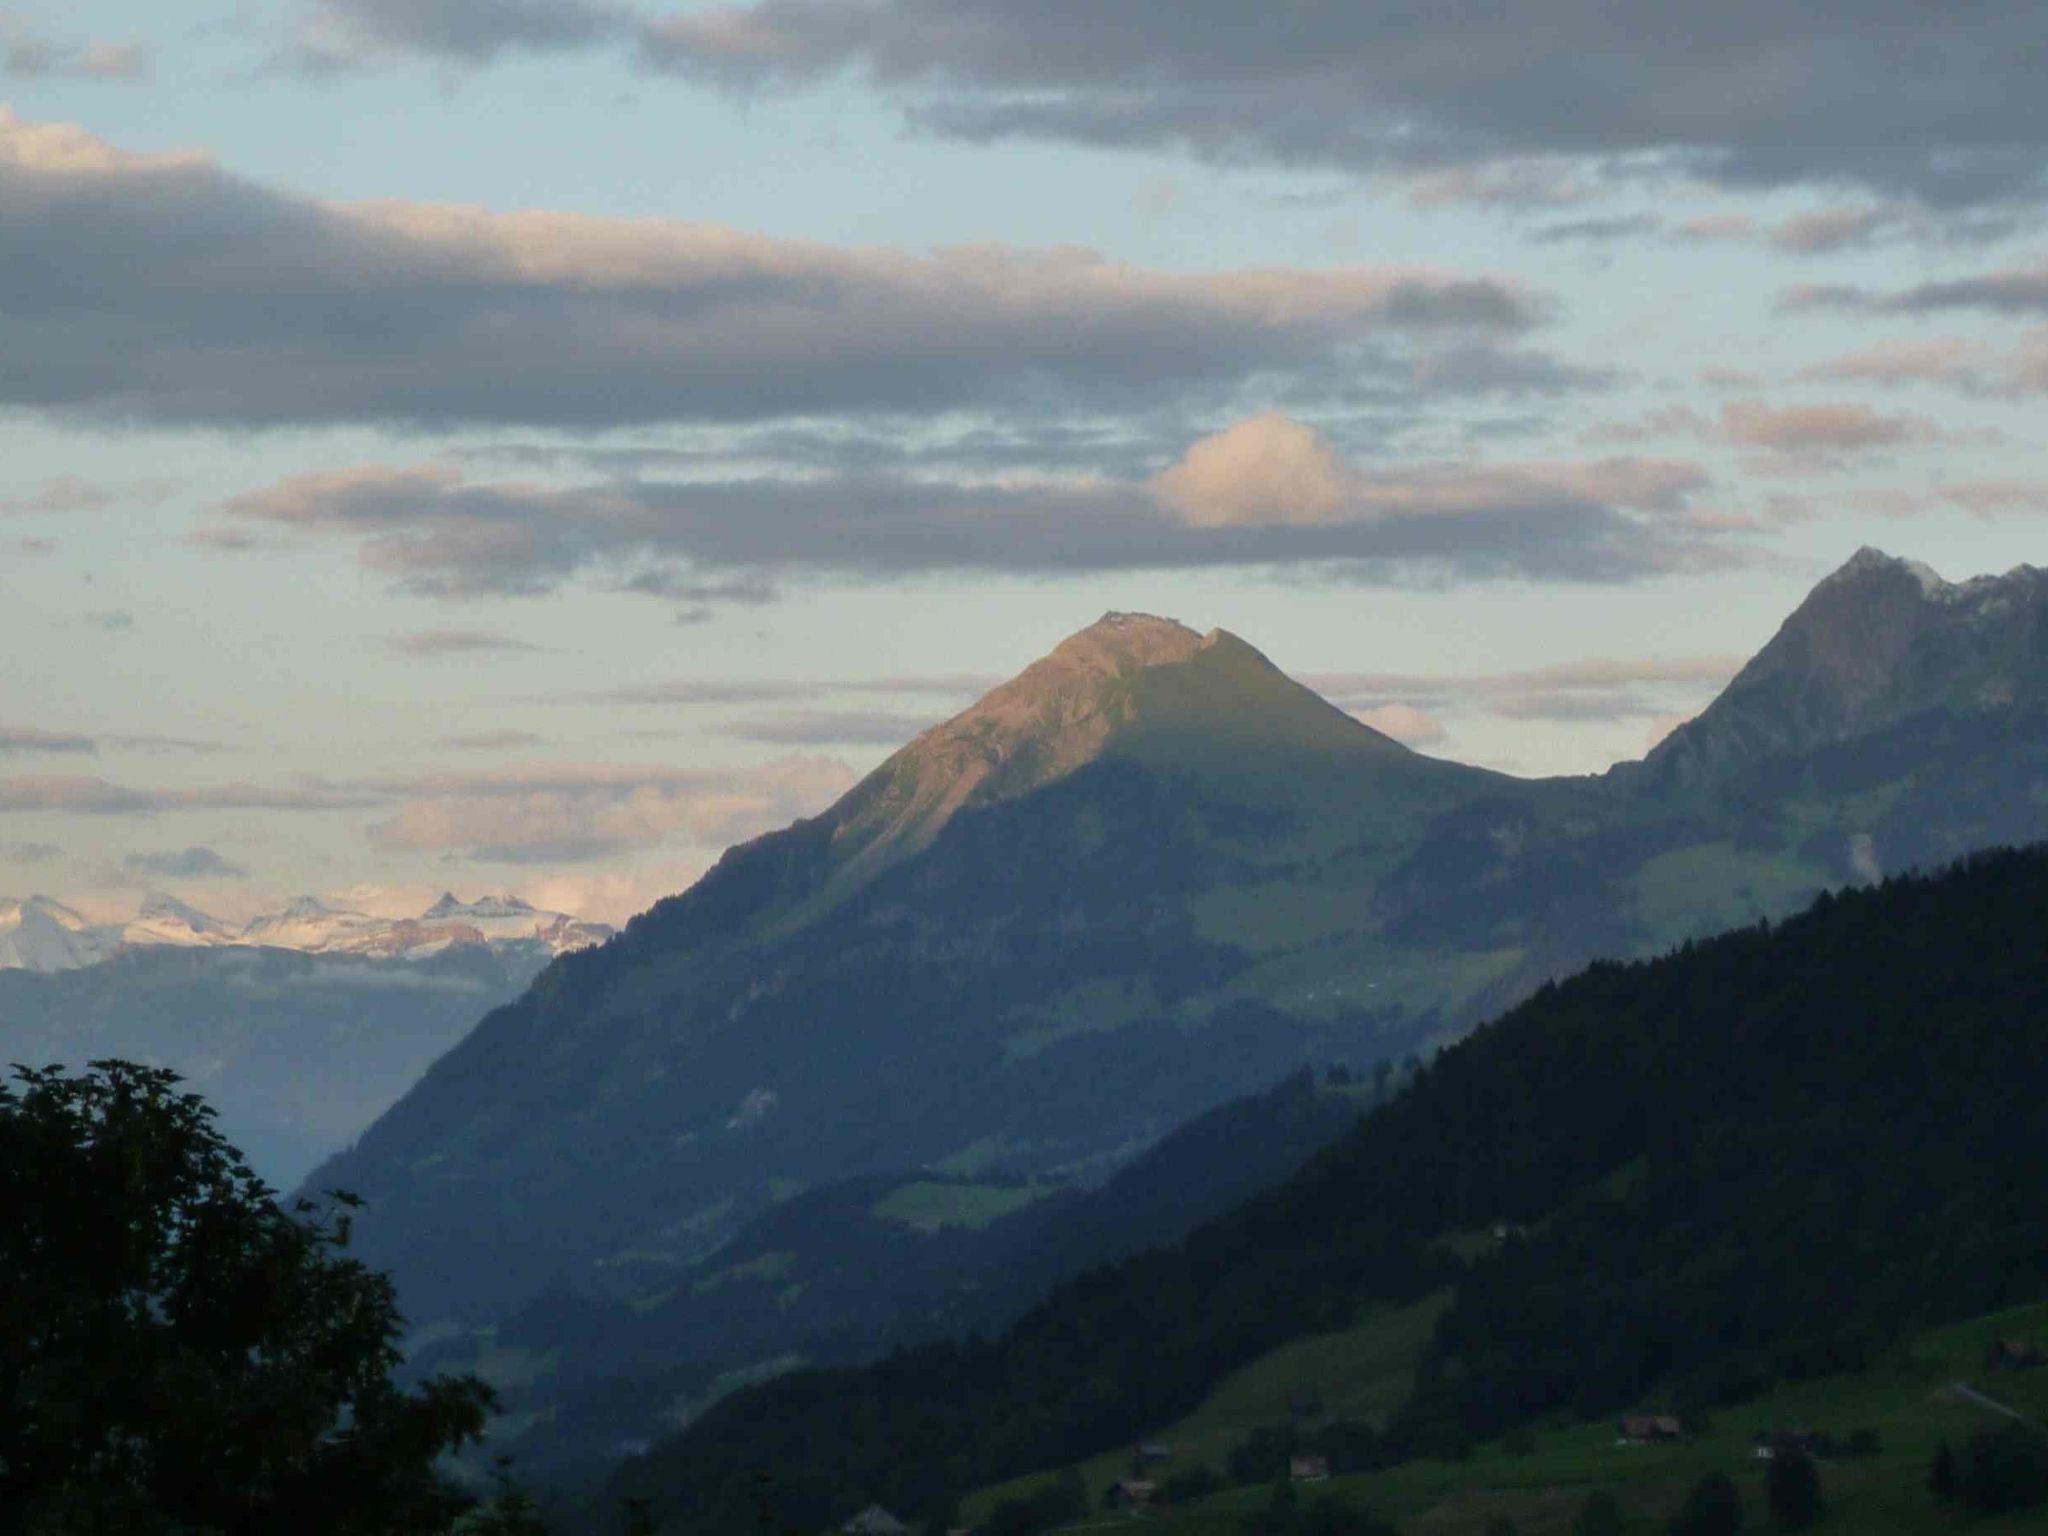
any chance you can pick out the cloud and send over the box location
[625,0,2048,206]
[1799,338,1993,387]
[291,0,625,67]
[1589,399,1961,459]
[726,709,944,746]
[0,727,94,755]
[0,110,1540,433]
[217,427,1741,599]
[0,839,60,863]
[437,729,547,750]
[0,16,152,81]
[1307,654,1740,726]
[1717,401,1943,454]
[1351,702,1447,747]
[362,756,857,862]
[121,845,251,880]
[1152,412,1353,527]
[0,775,384,816]
[0,474,175,515]
[573,674,1000,707]
[388,628,545,657]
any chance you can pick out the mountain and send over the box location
[0,896,113,973]
[457,1068,1383,1479]
[612,845,2048,1533]
[1631,546,2048,791]
[0,891,615,974]
[0,943,554,1188]
[310,613,1500,1324]
[121,891,238,949]
[313,550,2048,1472]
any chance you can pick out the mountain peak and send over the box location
[807,612,1410,898]
[1639,548,2048,790]
[1050,612,1207,674]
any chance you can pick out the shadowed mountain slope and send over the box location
[612,844,2048,1533]
[314,551,2048,1437]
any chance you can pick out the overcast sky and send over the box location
[5,0,2047,924]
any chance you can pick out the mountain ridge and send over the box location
[309,546,2048,1456]
[0,889,615,974]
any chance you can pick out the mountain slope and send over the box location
[0,944,551,1186]
[613,844,2048,1532]
[311,615,1506,1322]
[465,1068,1385,1478]
[316,551,2048,1428]
[1632,547,2048,792]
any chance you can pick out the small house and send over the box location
[1616,1414,1683,1445]
[1290,1455,1331,1484]
[1752,1429,1827,1461]
[842,1507,910,1536]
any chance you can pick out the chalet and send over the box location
[1985,1338,2046,1371]
[841,1508,910,1536]
[1752,1429,1828,1461]
[1108,1480,1159,1510]
[1290,1455,1331,1484]
[1616,1415,1684,1445]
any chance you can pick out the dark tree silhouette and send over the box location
[1765,1451,1821,1529]
[1929,1441,1959,1500]
[1668,1472,1742,1536]
[0,1059,495,1535]
[1572,1491,1624,1536]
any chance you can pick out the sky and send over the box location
[3,0,2047,926]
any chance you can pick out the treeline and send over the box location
[605,847,2048,1532]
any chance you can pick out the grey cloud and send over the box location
[361,756,858,863]
[1530,216,1665,245]
[387,628,546,657]
[0,727,94,755]
[633,0,2048,206]
[293,0,624,66]
[0,839,60,862]
[121,845,251,880]
[1305,655,1740,722]
[1,15,152,81]
[579,674,998,707]
[0,775,382,815]
[1,111,1539,432]
[437,729,547,750]
[0,475,175,516]
[219,452,1743,603]
[727,709,943,746]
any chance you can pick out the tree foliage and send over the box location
[1764,1451,1820,1529]
[0,1060,494,1535]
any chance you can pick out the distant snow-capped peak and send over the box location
[0,890,615,974]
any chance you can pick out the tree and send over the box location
[1572,1491,1625,1536]
[1959,1424,2048,1514]
[0,1060,495,1536]
[1764,1451,1821,1530]
[1668,1472,1742,1536]
[1929,1441,1959,1500]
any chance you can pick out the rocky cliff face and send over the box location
[1636,548,2048,791]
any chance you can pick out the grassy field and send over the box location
[964,1298,2048,1535]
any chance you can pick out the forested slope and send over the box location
[609,846,2048,1532]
